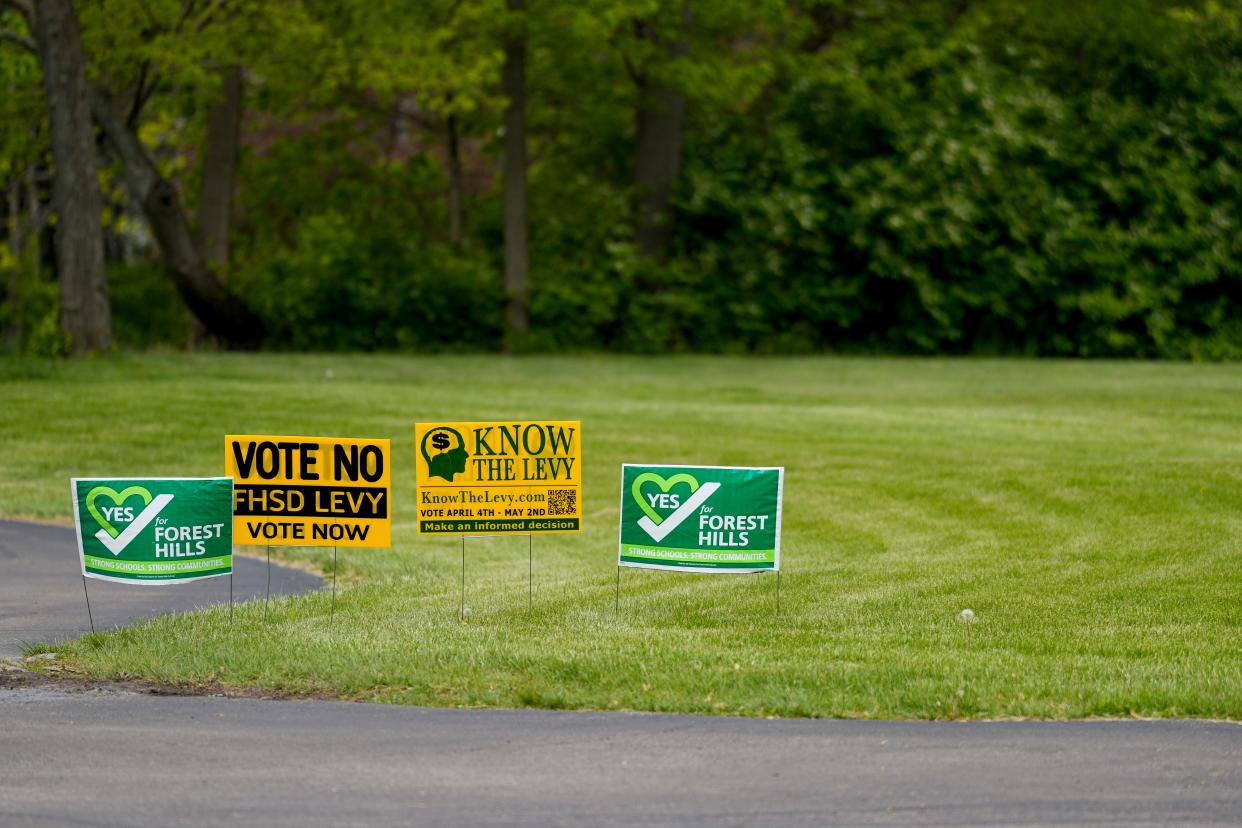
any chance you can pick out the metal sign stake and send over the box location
[264,547,272,622]
[81,572,95,634]
[330,546,338,621]
[615,566,621,616]
[228,568,234,625]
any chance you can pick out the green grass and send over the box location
[2,353,1241,718]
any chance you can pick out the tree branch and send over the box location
[0,0,33,26]
[89,88,160,199]
[135,0,162,31]
[621,51,644,86]
[128,59,153,128]
[172,0,198,34]
[0,27,35,53]
[17,200,52,245]
[193,0,238,33]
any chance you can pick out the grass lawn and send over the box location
[2,353,1240,719]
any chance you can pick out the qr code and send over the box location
[547,489,577,516]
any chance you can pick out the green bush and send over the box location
[237,212,502,352]
[108,261,192,349]
[659,1,1242,357]
[0,257,67,358]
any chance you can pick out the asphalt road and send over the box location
[1,518,1239,826]
[0,688,1238,827]
[0,520,321,657]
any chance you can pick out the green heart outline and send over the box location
[631,472,699,525]
[86,485,153,539]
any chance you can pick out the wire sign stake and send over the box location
[330,546,339,621]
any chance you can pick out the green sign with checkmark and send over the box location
[71,477,233,584]
[618,464,783,572]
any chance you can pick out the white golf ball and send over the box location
[960,608,975,622]
[463,606,472,618]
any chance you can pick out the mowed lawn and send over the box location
[1,354,1240,719]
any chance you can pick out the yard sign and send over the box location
[415,421,582,535]
[226,435,392,547]
[71,477,233,584]
[618,464,783,572]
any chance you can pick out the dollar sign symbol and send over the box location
[431,432,450,451]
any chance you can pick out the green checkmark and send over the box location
[631,472,699,525]
[85,485,153,539]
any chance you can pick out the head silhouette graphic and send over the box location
[422,427,469,482]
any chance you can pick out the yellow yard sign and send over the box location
[225,435,391,548]
[415,421,582,535]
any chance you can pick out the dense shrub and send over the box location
[108,261,192,349]
[663,2,1242,357]
[236,212,502,352]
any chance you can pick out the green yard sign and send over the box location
[71,478,233,584]
[618,464,783,573]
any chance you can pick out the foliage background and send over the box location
[2,0,1240,357]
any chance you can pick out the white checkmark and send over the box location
[637,482,720,542]
[95,494,174,556]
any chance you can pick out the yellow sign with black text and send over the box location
[225,435,391,548]
[415,421,582,535]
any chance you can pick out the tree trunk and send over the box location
[4,179,19,346]
[196,65,242,277]
[634,85,685,261]
[27,165,40,243]
[446,113,465,248]
[34,0,112,354]
[633,7,690,262]
[90,90,264,348]
[502,0,529,351]
[5,180,16,256]
[190,65,243,348]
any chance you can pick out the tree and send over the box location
[295,0,503,244]
[301,0,527,347]
[502,0,530,347]
[28,0,112,353]
[188,64,244,347]
[70,0,280,347]
[90,89,263,347]
[631,4,689,262]
[196,65,243,280]
[604,0,782,262]
[0,5,47,346]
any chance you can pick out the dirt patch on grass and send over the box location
[0,659,334,702]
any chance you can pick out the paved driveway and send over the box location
[0,520,320,657]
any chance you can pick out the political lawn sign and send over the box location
[71,477,233,584]
[618,465,783,572]
[226,435,392,547]
[415,421,582,535]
